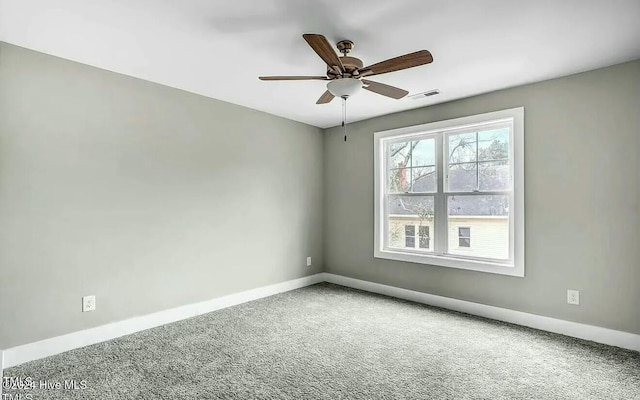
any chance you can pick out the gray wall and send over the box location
[324,60,640,335]
[1,41,638,351]
[0,43,324,349]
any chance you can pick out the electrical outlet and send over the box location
[306,257,312,267]
[567,290,580,305]
[82,295,96,312]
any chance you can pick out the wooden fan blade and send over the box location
[303,34,344,72]
[361,50,433,77]
[259,76,328,81]
[316,90,335,104]
[362,80,409,99]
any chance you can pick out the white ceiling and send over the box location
[1,0,639,128]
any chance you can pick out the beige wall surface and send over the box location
[324,60,640,334]
[0,43,324,348]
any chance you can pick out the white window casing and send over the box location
[374,107,525,277]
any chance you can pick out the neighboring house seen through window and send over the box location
[374,108,525,276]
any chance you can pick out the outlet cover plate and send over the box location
[567,290,580,305]
[82,295,96,312]
[306,257,312,267]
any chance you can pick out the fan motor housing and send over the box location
[328,56,364,78]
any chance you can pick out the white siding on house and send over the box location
[448,216,509,260]
[389,216,508,260]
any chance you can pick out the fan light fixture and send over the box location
[258,34,434,105]
[327,78,362,98]
[259,34,434,142]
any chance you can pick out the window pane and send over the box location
[388,195,434,251]
[405,236,416,247]
[447,195,509,260]
[412,166,436,193]
[388,139,436,194]
[388,168,410,193]
[447,128,511,193]
[419,226,430,249]
[447,163,477,192]
[479,161,510,191]
[388,142,412,169]
[448,132,477,163]
[411,139,436,167]
[478,128,509,162]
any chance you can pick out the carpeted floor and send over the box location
[4,283,640,399]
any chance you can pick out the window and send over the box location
[458,227,471,248]
[404,225,415,248]
[374,108,524,276]
[397,224,431,250]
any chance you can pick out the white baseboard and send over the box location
[3,272,638,371]
[1,273,324,369]
[322,273,640,352]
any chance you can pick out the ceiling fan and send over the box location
[259,34,433,104]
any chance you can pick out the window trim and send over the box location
[373,107,525,277]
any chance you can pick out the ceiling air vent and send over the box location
[409,90,440,100]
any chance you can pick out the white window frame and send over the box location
[374,107,525,277]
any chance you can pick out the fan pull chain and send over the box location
[342,96,347,142]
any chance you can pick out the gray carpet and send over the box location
[4,283,640,399]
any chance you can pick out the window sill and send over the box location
[374,248,524,277]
